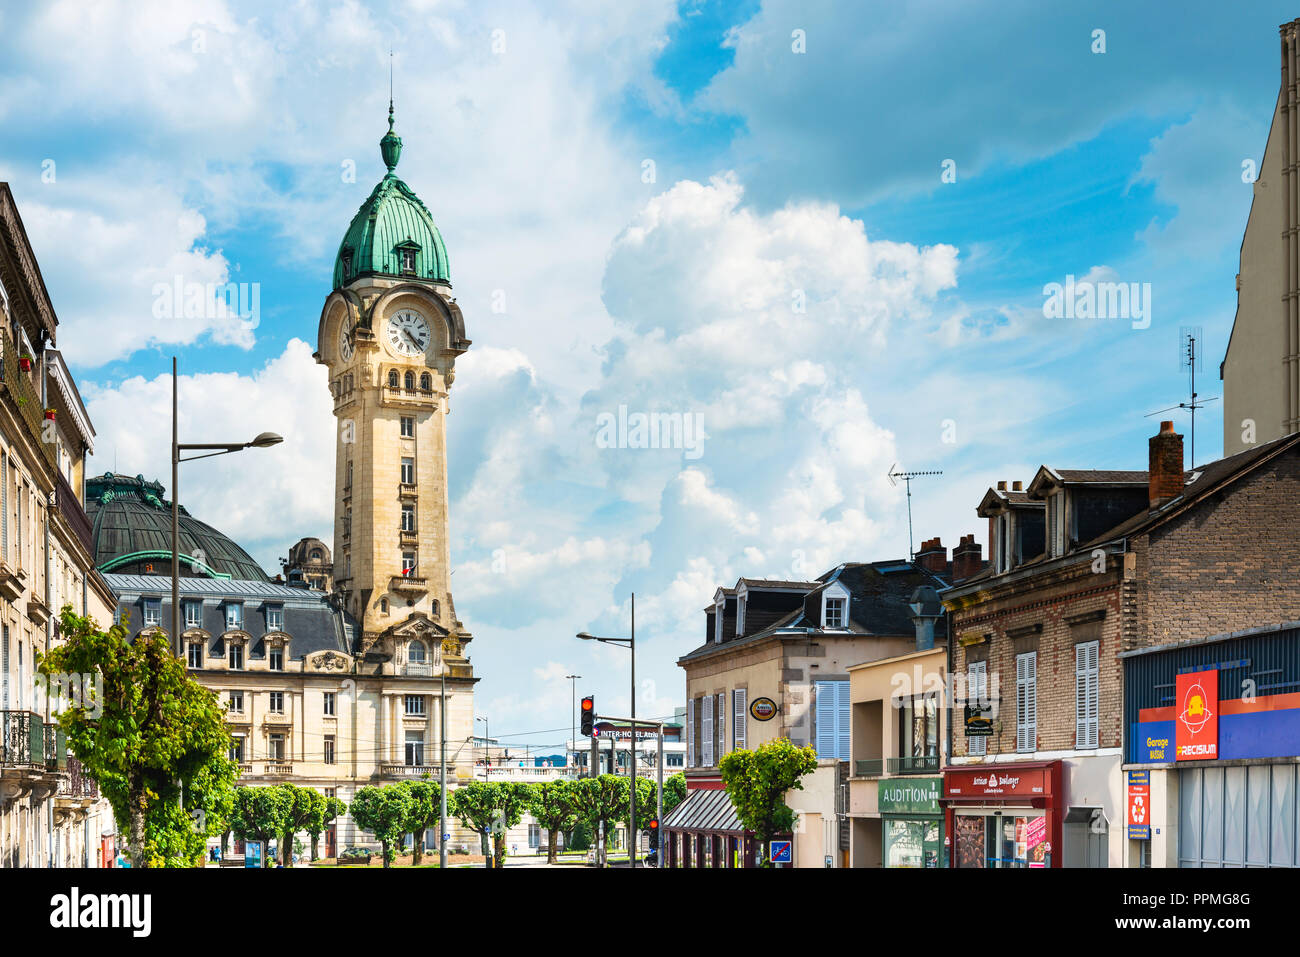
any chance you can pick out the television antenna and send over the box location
[1145,330,1217,467]
[887,465,943,559]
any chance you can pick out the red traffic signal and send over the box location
[648,819,659,829]
[580,696,595,736]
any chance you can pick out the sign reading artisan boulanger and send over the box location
[878,777,941,815]
[945,766,1050,798]
[1175,669,1219,761]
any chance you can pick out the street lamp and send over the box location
[170,357,282,656]
[565,674,582,774]
[576,592,640,868]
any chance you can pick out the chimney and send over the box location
[1012,480,1023,492]
[996,480,1007,492]
[915,537,948,574]
[1148,421,1184,509]
[953,534,983,582]
[908,586,943,651]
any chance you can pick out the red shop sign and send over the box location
[1175,669,1218,761]
[945,765,1050,798]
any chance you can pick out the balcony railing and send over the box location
[402,662,433,677]
[381,764,437,778]
[55,472,94,555]
[44,722,67,771]
[888,754,941,775]
[1,711,43,767]
[854,759,884,778]
[0,338,58,472]
[263,762,293,775]
[57,755,98,800]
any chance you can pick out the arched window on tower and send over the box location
[420,372,431,391]
[310,549,323,562]
[404,370,415,390]
[408,640,427,664]
[388,369,399,389]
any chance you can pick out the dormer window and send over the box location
[400,248,416,274]
[266,605,284,632]
[1046,490,1068,558]
[736,595,746,637]
[184,600,202,629]
[820,581,850,630]
[225,602,243,631]
[994,512,1015,573]
[714,596,725,643]
[340,247,353,277]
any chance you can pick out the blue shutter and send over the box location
[815,680,850,760]
[836,680,851,761]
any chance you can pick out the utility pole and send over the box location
[566,673,581,772]
[439,639,450,870]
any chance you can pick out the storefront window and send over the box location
[955,812,1047,867]
[884,819,941,868]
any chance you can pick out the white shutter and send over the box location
[968,662,986,756]
[1,452,7,560]
[733,689,747,749]
[716,692,726,760]
[702,695,714,766]
[1017,652,1037,753]
[687,697,695,768]
[1076,641,1100,749]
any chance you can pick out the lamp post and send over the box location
[439,638,454,870]
[576,592,638,867]
[565,674,581,773]
[170,356,282,657]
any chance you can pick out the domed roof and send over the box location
[332,106,450,290]
[85,473,270,582]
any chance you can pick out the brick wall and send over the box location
[1129,449,1300,649]
[951,563,1123,757]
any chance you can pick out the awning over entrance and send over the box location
[662,787,744,834]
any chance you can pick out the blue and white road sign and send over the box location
[770,840,792,864]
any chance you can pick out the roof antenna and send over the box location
[1144,327,1218,468]
[887,465,943,560]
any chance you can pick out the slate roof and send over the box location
[104,573,350,660]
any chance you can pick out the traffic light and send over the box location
[648,818,660,850]
[580,696,595,736]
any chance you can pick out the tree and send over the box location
[229,786,292,868]
[662,772,687,818]
[719,738,818,867]
[350,784,415,867]
[39,608,237,867]
[307,795,347,862]
[490,782,534,867]
[404,781,442,865]
[570,775,627,868]
[618,776,657,858]
[530,779,578,864]
[278,784,330,866]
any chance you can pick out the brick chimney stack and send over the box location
[952,534,983,582]
[1149,420,1185,510]
[915,537,948,574]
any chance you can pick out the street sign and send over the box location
[1128,770,1151,840]
[770,840,792,864]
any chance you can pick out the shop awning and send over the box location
[662,787,744,834]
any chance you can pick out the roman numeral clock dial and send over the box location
[386,309,431,357]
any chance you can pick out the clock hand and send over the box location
[403,330,421,351]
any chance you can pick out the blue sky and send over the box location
[0,0,1294,750]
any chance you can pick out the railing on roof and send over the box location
[0,336,58,472]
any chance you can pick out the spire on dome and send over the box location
[380,51,402,172]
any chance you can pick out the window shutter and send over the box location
[1076,641,1100,749]
[733,689,747,749]
[836,681,851,761]
[1,452,7,560]
[716,692,725,760]
[687,698,695,768]
[815,680,849,759]
[702,695,714,766]
[1,625,8,711]
[968,661,986,756]
[1017,652,1037,753]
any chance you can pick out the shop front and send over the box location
[879,776,944,868]
[942,761,1063,868]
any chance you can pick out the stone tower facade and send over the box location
[314,105,476,699]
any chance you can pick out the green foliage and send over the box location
[718,738,818,867]
[404,781,442,865]
[619,775,657,834]
[491,782,534,867]
[229,786,292,868]
[570,775,627,867]
[350,784,415,867]
[529,779,578,863]
[277,784,336,866]
[450,780,532,867]
[662,773,687,818]
[566,818,592,851]
[38,608,237,867]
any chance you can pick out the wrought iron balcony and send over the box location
[1,710,43,767]
[44,722,67,771]
[0,337,58,472]
[888,754,941,775]
[853,759,884,778]
[57,756,98,801]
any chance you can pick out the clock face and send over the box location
[338,322,354,361]
[386,310,431,357]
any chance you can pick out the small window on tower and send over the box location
[341,249,353,276]
[402,552,417,576]
[388,370,399,389]
[404,370,415,390]
[400,416,414,437]
[420,373,431,391]
[400,248,416,274]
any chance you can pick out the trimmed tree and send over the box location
[718,738,818,867]
[618,775,657,859]
[38,608,237,867]
[404,780,442,865]
[229,786,292,868]
[570,775,627,868]
[530,779,578,864]
[490,782,534,867]
[278,784,329,866]
[450,781,502,868]
[350,784,415,867]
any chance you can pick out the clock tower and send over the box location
[315,104,476,687]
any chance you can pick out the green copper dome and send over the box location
[332,106,450,290]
